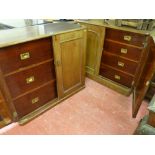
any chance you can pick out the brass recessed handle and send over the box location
[20,52,30,60]
[146,81,150,86]
[114,75,121,80]
[121,48,128,54]
[124,35,132,41]
[26,76,35,84]
[31,97,39,104]
[118,61,124,67]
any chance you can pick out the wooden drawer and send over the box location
[0,37,53,75]
[99,65,133,88]
[5,61,56,98]
[105,28,147,47]
[104,40,143,61]
[13,81,57,118]
[101,52,138,75]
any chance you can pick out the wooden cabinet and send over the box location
[78,23,105,76]
[0,28,86,126]
[78,22,155,118]
[0,37,58,120]
[53,30,86,98]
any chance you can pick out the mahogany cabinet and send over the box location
[0,37,58,120]
[0,28,87,126]
[79,21,155,118]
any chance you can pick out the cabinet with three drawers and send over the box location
[0,37,58,120]
[0,28,86,126]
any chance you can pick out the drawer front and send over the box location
[105,28,147,47]
[5,61,56,98]
[101,52,138,75]
[104,40,143,61]
[0,38,53,75]
[100,65,133,88]
[13,81,57,118]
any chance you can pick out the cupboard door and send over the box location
[79,23,105,75]
[53,29,87,98]
[132,37,155,117]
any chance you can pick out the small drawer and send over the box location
[13,81,57,118]
[0,37,53,75]
[104,40,143,61]
[105,28,147,47]
[5,61,56,98]
[99,65,133,88]
[101,52,138,75]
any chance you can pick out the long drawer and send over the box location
[101,52,138,75]
[100,64,133,88]
[5,61,56,99]
[104,39,143,61]
[105,28,147,47]
[0,37,53,75]
[13,81,57,118]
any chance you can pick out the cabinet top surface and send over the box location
[0,22,84,48]
[77,20,155,38]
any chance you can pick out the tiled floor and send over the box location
[0,78,148,135]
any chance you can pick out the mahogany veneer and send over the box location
[100,64,133,88]
[5,60,56,98]
[0,37,58,119]
[104,39,143,61]
[105,28,147,47]
[99,27,148,88]
[101,52,138,75]
[0,38,53,75]
[13,81,57,118]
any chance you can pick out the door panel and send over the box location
[79,23,105,75]
[132,37,155,117]
[53,29,86,98]
[61,39,81,91]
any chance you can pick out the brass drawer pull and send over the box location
[26,76,35,84]
[121,48,127,54]
[118,61,124,67]
[124,35,132,41]
[20,52,30,60]
[31,97,39,104]
[114,75,121,80]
